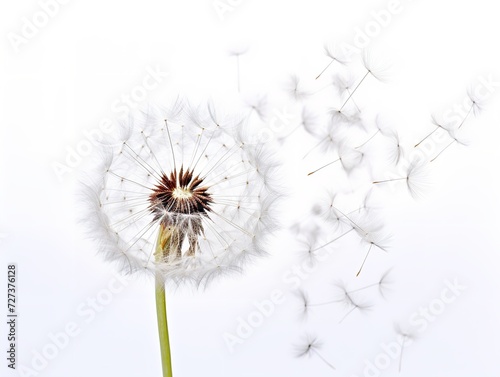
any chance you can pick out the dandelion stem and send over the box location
[348,89,362,112]
[311,349,336,370]
[372,177,406,184]
[340,70,369,111]
[315,59,335,80]
[414,126,438,148]
[356,243,373,277]
[236,55,241,93]
[155,228,173,377]
[430,139,456,163]
[312,228,354,252]
[279,123,303,141]
[398,335,407,372]
[307,158,341,176]
[356,130,380,149]
[338,305,357,324]
[458,104,474,129]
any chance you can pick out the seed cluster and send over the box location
[149,166,213,217]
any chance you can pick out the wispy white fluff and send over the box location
[80,98,280,288]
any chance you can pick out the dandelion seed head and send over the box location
[294,334,322,358]
[81,100,279,287]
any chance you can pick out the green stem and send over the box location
[155,272,173,377]
[154,225,174,376]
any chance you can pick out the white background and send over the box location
[1,0,500,376]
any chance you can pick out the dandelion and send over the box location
[302,121,341,159]
[299,270,392,314]
[345,269,392,297]
[228,45,249,93]
[285,74,312,101]
[414,114,453,148]
[315,42,349,80]
[394,324,417,373]
[308,226,356,253]
[244,93,269,122]
[295,289,311,319]
[372,160,428,198]
[294,335,336,370]
[458,89,483,129]
[387,130,403,166]
[277,106,321,143]
[331,72,359,107]
[430,129,467,162]
[336,285,372,323]
[81,99,279,376]
[355,115,390,149]
[329,105,362,126]
[355,230,391,276]
[297,231,324,267]
[307,143,364,176]
[339,51,389,111]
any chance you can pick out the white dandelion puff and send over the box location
[315,42,350,80]
[81,100,280,287]
[294,335,336,370]
[414,114,453,148]
[372,160,429,198]
[338,50,389,111]
[307,142,364,176]
[335,285,373,323]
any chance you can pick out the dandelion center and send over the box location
[149,166,213,217]
[172,187,193,200]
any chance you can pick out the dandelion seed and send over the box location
[331,72,357,98]
[285,74,312,101]
[304,271,392,310]
[294,335,336,370]
[244,94,268,122]
[458,88,483,129]
[355,128,380,149]
[315,43,349,80]
[339,51,388,111]
[307,143,363,176]
[355,231,391,277]
[430,130,467,162]
[316,192,348,228]
[310,226,355,253]
[347,269,393,297]
[329,105,362,126]
[372,160,428,198]
[414,114,453,148]
[302,121,341,159]
[228,45,249,93]
[277,107,321,143]
[297,231,324,267]
[295,289,311,319]
[316,192,371,235]
[387,130,403,166]
[336,286,372,323]
[395,324,417,373]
